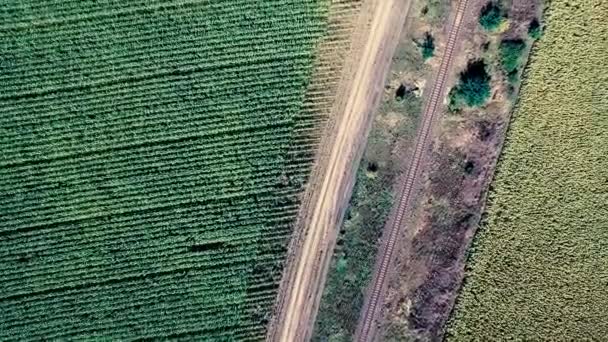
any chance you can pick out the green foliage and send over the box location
[418,32,436,60]
[449,60,491,111]
[528,18,542,39]
[312,162,396,342]
[506,69,519,84]
[448,0,608,340]
[478,2,505,31]
[499,39,526,77]
[313,72,420,342]
[0,0,330,340]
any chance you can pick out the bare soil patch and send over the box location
[380,0,543,341]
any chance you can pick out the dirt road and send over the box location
[354,0,472,340]
[267,0,412,341]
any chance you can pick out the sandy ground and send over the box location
[267,0,412,341]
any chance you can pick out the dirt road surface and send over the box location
[354,0,472,340]
[267,0,412,341]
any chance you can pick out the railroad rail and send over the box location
[354,0,471,340]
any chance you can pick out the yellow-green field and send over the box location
[446,0,608,340]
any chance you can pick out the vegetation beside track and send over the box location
[312,0,449,340]
[381,0,543,340]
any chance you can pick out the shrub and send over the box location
[506,69,519,85]
[528,18,542,39]
[418,32,435,60]
[478,2,504,31]
[449,60,491,111]
[499,39,526,75]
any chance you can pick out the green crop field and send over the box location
[0,0,348,340]
[447,0,608,340]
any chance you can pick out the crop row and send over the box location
[0,0,324,96]
[1,56,309,125]
[2,265,252,307]
[1,214,291,271]
[1,44,315,100]
[2,3,324,58]
[2,274,277,328]
[2,162,289,228]
[1,187,299,243]
[1,205,296,269]
[3,263,282,321]
[1,268,282,337]
[1,220,293,282]
[4,192,292,239]
[1,206,296,264]
[1,28,322,96]
[0,79,305,154]
[1,0,268,25]
[1,69,308,165]
[1,0,321,28]
[1,150,287,217]
[1,130,288,193]
[2,117,295,170]
[2,3,322,53]
[3,135,298,190]
[2,291,275,341]
[1,242,284,301]
[0,197,297,253]
[2,282,263,330]
[3,284,278,341]
[1,153,292,212]
[10,282,280,326]
[1,94,299,162]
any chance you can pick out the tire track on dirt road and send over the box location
[354,0,471,340]
[268,0,411,341]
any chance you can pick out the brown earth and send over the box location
[379,0,543,341]
[266,0,414,341]
[354,0,475,340]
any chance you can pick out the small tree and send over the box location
[528,18,542,39]
[479,2,504,31]
[500,39,526,74]
[449,60,491,111]
[418,32,435,60]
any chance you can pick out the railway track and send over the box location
[354,0,471,340]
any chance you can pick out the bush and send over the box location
[449,60,491,111]
[528,18,542,39]
[506,69,519,84]
[418,32,435,60]
[499,39,526,75]
[478,2,504,31]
